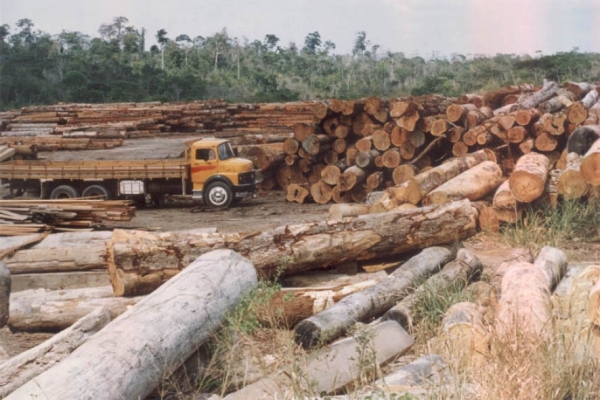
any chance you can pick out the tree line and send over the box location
[1,17,599,110]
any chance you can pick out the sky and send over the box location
[2,0,600,58]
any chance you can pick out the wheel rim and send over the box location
[209,186,228,206]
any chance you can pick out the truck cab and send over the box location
[187,139,257,208]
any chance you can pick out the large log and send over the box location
[6,249,258,400]
[225,321,413,399]
[8,286,142,332]
[108,200,477,296]
[422,161,503,205]
[496,247,567,338]
[0,307,110,398]
[557,153,589,199]
[508,152,550,203]
[293,247,455,348]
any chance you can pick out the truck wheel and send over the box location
[50,185,80,199]
[82,184,111,199]
[204,182,233,208]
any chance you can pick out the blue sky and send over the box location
[2,0,599,58]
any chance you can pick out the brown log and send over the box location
[390,100,416,118]
[507,126,528,143]
[396,110,420,131]
[466,107,493,129]
[534,132,558,152]
[563,81,594,99]
[422,161,503,205]
[382,148,401,169]
[293,123,322,142]
[336,165,366,191]
[483,84,535,109]
[452,141,469,157]
[331,186,352,203]
[557,153,589,199]
[372,129,391,151]
[307,163,326,184]
[328,203,371,220]
[283,137,300,155]
[509,152,550,202]
[276,165,307,190]
[400,140,416,160]
[498,114,516,131]
[366,171,384,190]
[294,246,456,348]
[329,99,356,116]
[333,125,349,139]
[309,181,332,204]
[356,136,373,152]
[108,200,478,296]
[580,138,600,185]
[515,108,542,126]
[332,138,347,154]
[322,117,340,136]
[320,164,345,186]
[286,183,311,203]
[313,102,330,121]
[392,164,418,185]
[446,103,477,123]
[350,184,368,203]
[285,154,298,166]
[390,126,408,147]
[298,158,312,173]
[456,94,483,107]
[352,112,373,137]
[430,118,450,137]
[345,146,358,166]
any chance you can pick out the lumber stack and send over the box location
[0,199,135,236]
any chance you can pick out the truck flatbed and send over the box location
[0,159,188,180]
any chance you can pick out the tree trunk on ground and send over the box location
[226,321,413,399]
[108,200,477,297]
[422,161,503,206]
[496,247,567,339]
[0,307,110,398]
[6,250,258,400]
[383,249,482,331]
[493,180,517,210]
[293,247,455,348]
[8,286,142,332]
[508,152,550,203]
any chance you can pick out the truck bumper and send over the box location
[233,182,258,198]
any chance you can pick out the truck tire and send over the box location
[82,184,111,199]
[204,182,233,208]
[50,185,80,199]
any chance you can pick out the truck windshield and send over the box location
[217,142,236,160]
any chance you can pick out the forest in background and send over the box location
[1,17,600,110]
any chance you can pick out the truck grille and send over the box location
[239,170,256,184]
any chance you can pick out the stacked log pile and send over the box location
[0,100,318,154]
[0,199,135,236]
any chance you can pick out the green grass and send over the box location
[501,199,600,251]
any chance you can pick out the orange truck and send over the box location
[0,138,257,208]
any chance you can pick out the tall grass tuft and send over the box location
[501,199,600,251]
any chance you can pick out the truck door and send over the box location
[190,148,218,189]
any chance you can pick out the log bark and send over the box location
[0,307,110,398]
[383,249,482,331]
[508,152,550,203]
[375,354,447,391]
[493,180,517,210]
[293,247,455,348]
[422,161,503,206]
[8,286,142,332]
[6,249,258,400]
[580,138,600,185]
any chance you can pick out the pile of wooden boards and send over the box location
[0,100,318,154]
[0,199,135,236]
